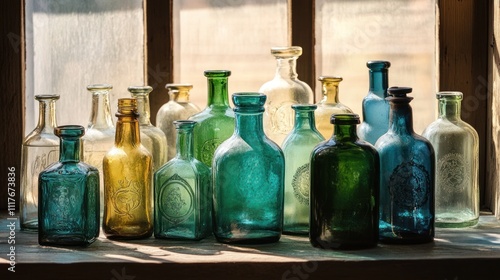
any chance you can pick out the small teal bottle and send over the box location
[213,93,285,244]
[358,61,391,145]
[375,87,435,244]
[154,120,212,240]
[38,125,100,246]
[282,104,324,235]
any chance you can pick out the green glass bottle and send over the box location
[189,70,235,167]
[154,120,212,240]
[310,114,380,249]
[282,104,324,235]
[213,93,284,244]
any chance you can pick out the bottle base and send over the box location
[39,235,96,247]
[21,220,39,232]
[379,231,434,244]
[435,218,479,228]
[215,231,281,244]
[310,239,378,250]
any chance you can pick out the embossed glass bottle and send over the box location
[129,85,168,170]
[315,76,353,138]
[154,120,211,240]
[422,92,479,227]
[260,46,314,146]
[38,125,99,246]
[310,114,380,249]
[156,84,201,160]
[282,104,324,235]
[213,93,285,244]
[358,61,391,145]
[21,95,60,231]
[103,98,153,239]
[375,87,435,244]
[189,70,235,167]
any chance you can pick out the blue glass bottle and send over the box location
[375,87,435,244]
[213,93,284,244]
[357,61,391,145]
[154,120,212,240]
[38,125,100,246]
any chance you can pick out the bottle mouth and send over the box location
[367,60,391,70]
[232,92,266,112]
[386,86,413,102]
[436,91,463,100]
[128,86,153,95]
[117,98,138,116]
[54,125,85,138]
[330,113,360,125]
[173,120,197,129]
[271,46,302,58]
[204,70,231,77]
[35,94,60,101]
[87,84,113,91]
[318,76,343,83]
[292,104,317,111]
[165,83,193,91]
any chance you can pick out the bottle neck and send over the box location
[275,57,298,80]
[439,99,461,121]
[294,110,316,131]
[235,112,264,140]
[170,91,190,103]
[134,95,152,125]
[176,128,194,160]
[89,92,114,129]
[369,69,389,98]
[59,137,81,163]
[333,124,358,142]
[115,116,141,147]
[37,99,58,133]
[324,83,340,104]
[207,77,230,108]
[388,102,414,135]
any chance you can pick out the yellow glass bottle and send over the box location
[103,98,153,239]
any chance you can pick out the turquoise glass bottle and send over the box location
[154,120,212,240]
[213,93,284,244]
[189,70,235,167]
[376,87,435,244]
[310,114,379,249]
[282,104,324,235]
[358,61,391,145]
[38,125,99,246]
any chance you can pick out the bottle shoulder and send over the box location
[23,130,59,146]
[40,161,99,177]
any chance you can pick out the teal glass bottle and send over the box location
[358,61,391,145]
[282,104,324,235]
[376,87,435,244]
[213,93,285,244]
[189,70,235,167]
[38,125,100,246]
[154,120,212,240]
[310,114,380,249]
[422,92,479,228]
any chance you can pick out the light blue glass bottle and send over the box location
[213,93,284,244]
[358,61,391,145]
[38,125,99,246]
[154,120,212,240]
[375,87,435,244]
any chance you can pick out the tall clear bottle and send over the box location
[189,70,235,167]
[20,95,60,231]
[129,85,168,170]
[154,120,211,240]
[103,98,153,239]
[376,87,435,244]
[282,105,324,235]
[422,92,479,228]
[358,61,391,145]
[315,76,353,139]
[260,46,314,146]
[156,84,201,161]
[213,93,285,244]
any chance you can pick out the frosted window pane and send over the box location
[173,0,288,107]
[25,0,145,134]
[316,0,436,133]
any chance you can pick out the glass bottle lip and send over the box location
[87,84,113,91]
[436,91,463,100]
[54,125,85,138]
[204,70,231,77]
[173,120,197,129]
[330,113,360,125]
[387,86,413,102]
[128,85,153,95]
[318,76,343,83]
[165,83,193,91]
[271,46,302,58]
[117,98,138,115]
[367,60,391,70]
[232,92,266,112]
[292,104,317,111]
[35,94,60,101]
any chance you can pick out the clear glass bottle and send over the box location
[103,98,153,239]
[260,46,314,147]
[154,120,211,240]
[189,70,235,167]
[38,125,99,246]
[376,87,435,244]
[213,93,285,244]
[310,114,380,250]
[282,104,324,235]
[129,85,168,170]
[20,94,60,231]
[315,76,353,139]
[156,84,201,161]
[422,92,479,227]
[358,61,391,145]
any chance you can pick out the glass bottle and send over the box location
[315,76,353,139]
[422,92,479,227]
[358,60,391,145]
[20,94,60,231]
[375,87,435,244]
[129,85,168,170]
[103,98,153,239]
[156,84,201,161]
[282,104,324,235]
[38,125,99,246]
[310,114,379,249]
[189,70,235,167]
[213,93,284,244]
[154,120,211,240]
[259,46,314,147]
